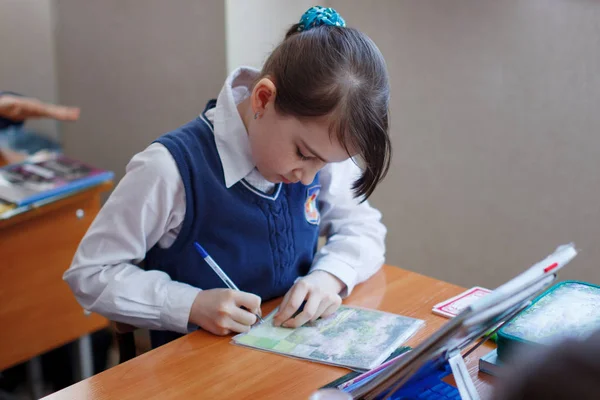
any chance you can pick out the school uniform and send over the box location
[64,67,386,347]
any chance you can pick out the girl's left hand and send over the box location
[273,271,344,328]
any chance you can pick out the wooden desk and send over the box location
[43,265,496,399]
[0,182,112,372]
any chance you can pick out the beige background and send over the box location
[0,0,59,140]
[52,0,226,178]
[225,0,316,72]
[1,0,598,288]
[334,0,600,287]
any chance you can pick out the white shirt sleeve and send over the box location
[310,159,387,297]
[63,143,200,334]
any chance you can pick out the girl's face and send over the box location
[243,78,353,185]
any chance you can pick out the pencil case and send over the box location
[497,280,600,361]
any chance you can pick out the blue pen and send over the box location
[194,242,265,323]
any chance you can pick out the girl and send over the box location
[64,6,392,348]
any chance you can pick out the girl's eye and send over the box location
[296,147,311,161]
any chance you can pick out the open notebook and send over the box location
[232,305,425,371]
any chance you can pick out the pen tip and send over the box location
[194,242,208,258]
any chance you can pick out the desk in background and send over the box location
[0,181,112,378]
[43,265,496,400]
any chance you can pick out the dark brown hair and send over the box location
[260,24,391,200]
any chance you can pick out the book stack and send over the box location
[0,152,113,219]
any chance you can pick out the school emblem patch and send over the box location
[305,185,321,225]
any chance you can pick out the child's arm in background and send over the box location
[0,92,80,126]
[273,159,386,327]
[63,144,200,334]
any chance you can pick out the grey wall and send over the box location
[225,0,316,72]
[329,0,600,287]
[0,0,60,140]
[53,0,226,181]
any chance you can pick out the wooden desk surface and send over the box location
[43,265,496,399]
[0,182,112,370]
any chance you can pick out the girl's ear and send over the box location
[251,77,277,117]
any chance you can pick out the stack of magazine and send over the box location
[0,152,113,219]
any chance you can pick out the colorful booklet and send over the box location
[0,152,113,206]
[232,305,425,371]
[432,286,492,318]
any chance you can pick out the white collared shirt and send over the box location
[63,67,386,334]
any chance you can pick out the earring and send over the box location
[254,112,260,120]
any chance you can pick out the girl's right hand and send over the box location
[189,289,262,335]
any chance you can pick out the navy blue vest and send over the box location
[145,100,320,347]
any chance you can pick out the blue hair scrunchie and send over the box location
[297,6,346,32]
